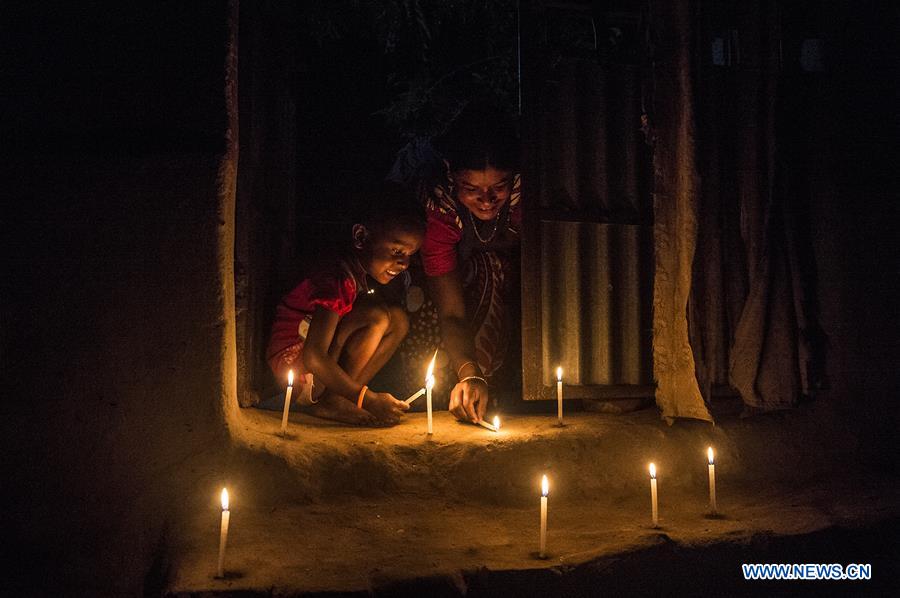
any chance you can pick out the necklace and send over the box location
[467,207,502,244]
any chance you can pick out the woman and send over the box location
[405,105,521,424]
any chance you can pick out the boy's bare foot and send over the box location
[300,393,377,426]
[362,390,409,425]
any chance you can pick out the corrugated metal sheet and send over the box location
[521,20,656,398]
[539,220,653,386]
[537,60,652,221]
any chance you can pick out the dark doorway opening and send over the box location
[233,1,524,409]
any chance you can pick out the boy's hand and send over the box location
[449,378,488,423]
[364,391,409,425]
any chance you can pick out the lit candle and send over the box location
[477,415,501,432]
[425,351,436,435]
[649,463,659,527]
[280,370,294,437]
[217,488,230,578]
[556,366,563,425]
[539,475,549,558]
[707,447,717,514]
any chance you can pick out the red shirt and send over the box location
[266,259,368,364]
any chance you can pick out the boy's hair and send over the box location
[437,103,520,172]
[361,183,426,238]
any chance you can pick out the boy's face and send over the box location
[355,225,423,285]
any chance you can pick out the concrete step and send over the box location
[166,408,900,595]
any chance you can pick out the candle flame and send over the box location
[649,463,656,479]
[287,369,294,386]
[541,474,549,497]
[707,446,714,465]
[556,366,562,382]
[493,415,500,431]
[220,487,229,510]
[425,350,438,381]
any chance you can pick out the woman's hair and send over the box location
[361,182,426,238]
[438,103,520,172]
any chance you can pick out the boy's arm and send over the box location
[302,306,367,401]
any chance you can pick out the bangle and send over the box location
[459,375,487,387]
[456,360,478,379]
[357,385,368,409]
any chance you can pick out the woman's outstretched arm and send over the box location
[429,270,489,423]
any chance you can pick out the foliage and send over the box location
[297,0,520,139]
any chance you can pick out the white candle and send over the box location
[539,474,549,558]
[217,488,230,578]
[426,375,434,435]
[556,366,563,425]
[649,463,659,527]
[425,351,436,435]
[477,415,501,432]
[405,387,425,404]
[280,370,294,437]
[707,447,717,514]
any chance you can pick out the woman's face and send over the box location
[452,166,513,221]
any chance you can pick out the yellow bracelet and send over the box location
[357,385,368,409]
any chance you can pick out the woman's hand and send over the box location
[427,273,490,424]
[448,378,488,423]
[363,390,409,425]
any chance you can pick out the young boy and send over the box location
[267,191,425,426]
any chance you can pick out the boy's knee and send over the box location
[362,303,391,330]
[387,305,409,336]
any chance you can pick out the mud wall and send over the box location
[2,3,237,594]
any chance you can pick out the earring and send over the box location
[352,225,367,250]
